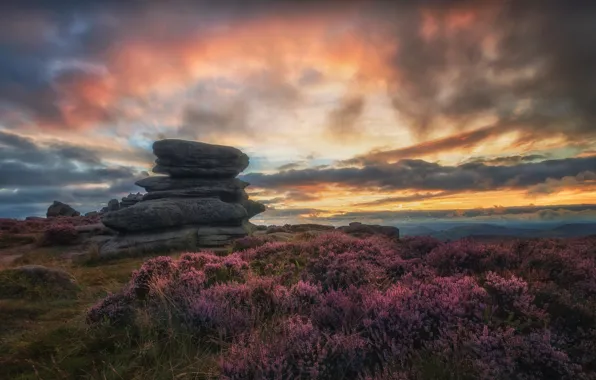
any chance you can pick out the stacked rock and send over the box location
[120,193,143,208]
[100,139,265,255]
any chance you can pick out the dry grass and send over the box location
[0,235,219,380]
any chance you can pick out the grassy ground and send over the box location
[0,236,216,380]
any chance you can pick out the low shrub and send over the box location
[86,233,596,379]
[40,223,79,246]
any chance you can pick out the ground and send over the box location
[1,222,595,380]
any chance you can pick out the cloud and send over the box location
[243,156,596,193]
[527,171,596,195]
[344,124,504,164]
[375,1,596,144]
[277,162,306,171]
[466,154,549,166]
[354,191,456,206]
[0,130,146,216]
[180,99,251,140]
[327,94,365,140]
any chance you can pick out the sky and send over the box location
[1,0,595,226]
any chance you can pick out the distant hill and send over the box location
[400,222,596,240]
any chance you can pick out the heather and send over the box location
[86,232,596,379]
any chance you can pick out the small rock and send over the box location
[47,201,80,218]
[0,265,79,299]
[108,199,120,212]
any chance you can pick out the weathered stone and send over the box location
[108,199,120,212]
[136,176,248,193]
[47,201,80,218]
[241,199,266,218]
[197,234,237,247]
[142,186,247,203]
[151,139,249,178]
[153,163,247,178]
[101,198,248,232]
[99,226,200,256]
[120,193,143,208]
[153,139,248,166]
[196,225,249,236]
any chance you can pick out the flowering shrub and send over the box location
[87,233,596,379]
[41,223,79,246]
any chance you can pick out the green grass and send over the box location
[0,245,218,380]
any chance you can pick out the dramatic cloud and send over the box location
[243,156,596,193]
[344,124,505,164]
[0,130,147,217]
[327,94,365,140]
[1,0,596,222]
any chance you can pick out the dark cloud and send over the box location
[277,162,305,171]
[243,156,596,193]
[370,1,596,142]
[180,100,251,140]
[466,154,549,166]
[327,94,365,140]
[317,203,596,224]
[354,191,455,206]
[298,68,324,86]
[0,130,146,217]
[344,124,503,165]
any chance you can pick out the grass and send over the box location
[0,241,218,380]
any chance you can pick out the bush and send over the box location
[0,265,79,300]
[86,233,596,379]
[40,223,79,246]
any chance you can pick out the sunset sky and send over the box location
[1,0,595,226]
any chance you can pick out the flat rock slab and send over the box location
[99,226,200,256]
[136,176,248,193]
[153,162,248,178]
[152,139,249,178]
[101,198,248,232]
[142,186,248,203]
[153,139,247,163]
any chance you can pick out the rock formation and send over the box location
[120,193,143,208]
[47,201,80,218]
[107,199,120,212]
[99,139,265,255]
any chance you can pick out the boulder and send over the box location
[153,163,248,179]
[136,176,248,193]
[152,139,249,178]
[108,199,120,212]
[120,193,144,208]
[101,197,248,232]
[241,199,266,218]
[47,201,80,218]
[337,222,400,239]
[153,139,249,167]
[142,186,248,203]
[99,226,200,256]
